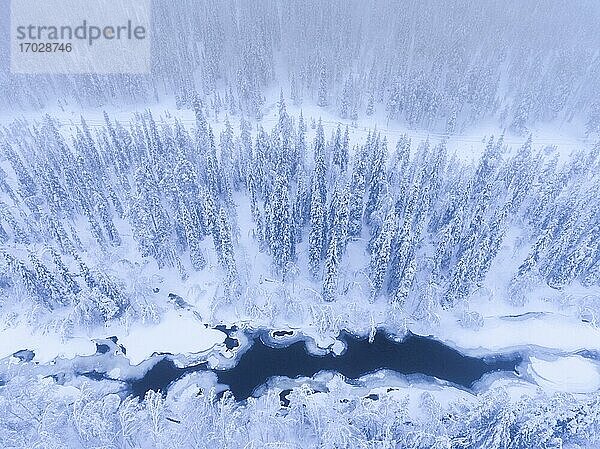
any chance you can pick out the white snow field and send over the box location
[529,355,600,394]
[105,309,226,365]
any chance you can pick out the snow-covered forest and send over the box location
[1,101,599,329]
[3,1,600,135]
[1,1,600,448]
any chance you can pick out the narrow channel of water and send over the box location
[129,330,522,400]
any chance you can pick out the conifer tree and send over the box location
[309,157,327,277]
[269,175,295,273]
[366,91,375,116]
[369,210,396,298]
[348,149,367,237]
[317,62,328,107]
[217,208,239,300]
[322,230,340,302]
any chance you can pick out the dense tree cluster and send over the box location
[2,1,599,133]
[1,99,599,328]
[1,371,599,449]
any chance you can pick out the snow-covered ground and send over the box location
[423,308,600,355]
[0,308,226,365]
[104,309,226,365]
[529,355,600,394]
[0,322,96,364]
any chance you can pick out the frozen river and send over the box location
[128,329,522,400]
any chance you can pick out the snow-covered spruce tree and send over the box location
[219,116,235,187]
[317,61,328,107]
[216,207,240,300]
[309,160,326,278]
[341,126,350,172]
[296,111,307,168]
[276,92,297,180]
[366,91,375,116]
[2,251,54,310]
[28,252,65,306]
[49,248,80,296]
[180,201,207,271]
[267,175,295,275]
[348,148,367,237]
[369,209,396,299]
[290,73,301,106]
[339,77,352,119]
[332,125,343,172]
[322,229,340,302]
[331,184,350,256]
[364,134,387,224]
[131,163,173,269]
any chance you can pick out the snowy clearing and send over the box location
[529,355,600,394]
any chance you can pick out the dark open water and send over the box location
[129,330,521,400]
